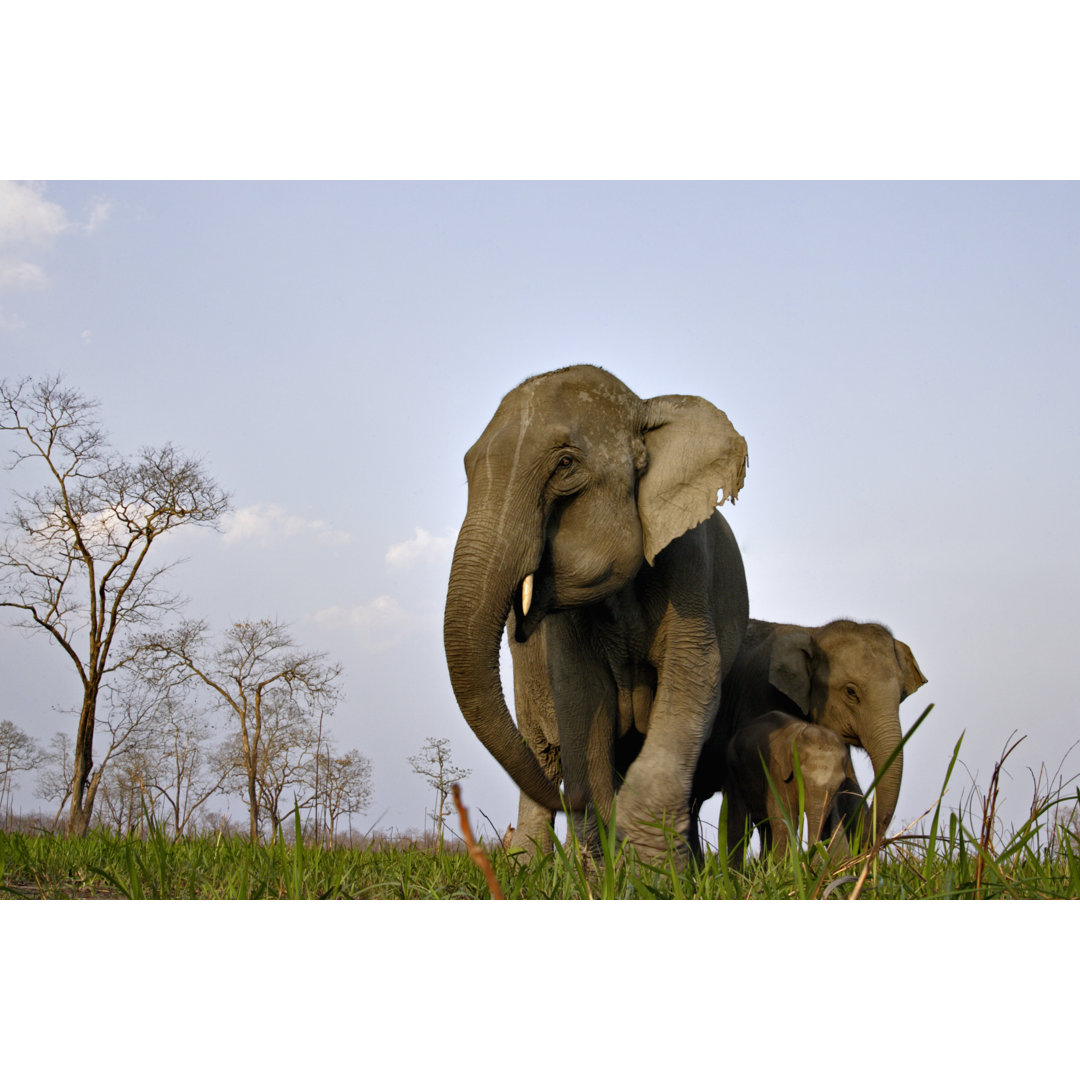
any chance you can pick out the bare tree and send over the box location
[140,618,342,841]
[307,740,373,844]
[34,731,74,830]
[94,741,156,835]
[408,736,471,851]
[0,375,230,834]
[140,695,230,836]
[0,719,43,823]
[252,692,318,833]
[94,671,230,836]
[212,688,320,834]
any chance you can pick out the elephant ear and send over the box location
[637,394,748,565]
[895,639,927,700]
[768,629,816,716]
[775,739,795,786]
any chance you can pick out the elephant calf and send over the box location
[691,618,927,856]
[723,710,851,866]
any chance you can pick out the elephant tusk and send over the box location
[521,574,534,617]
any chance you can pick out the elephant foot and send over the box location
[510,796,558,861]
[563,808,607,863]
[624,825,693,869]
[614,792,693,868]
[506,824,556,863]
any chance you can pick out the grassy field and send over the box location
[2,811,1078,899]
[4,736,1079,899]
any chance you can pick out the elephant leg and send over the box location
[686,794,705,864]
[546,613,618,860]
[723,787,752,870]
[512,792,556,857]
[568,698,618,860]
[616,622,722,862]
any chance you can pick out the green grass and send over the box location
[3,811,1079,899]
[5,730,1080,899]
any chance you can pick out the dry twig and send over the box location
[452,783,505,900]
[975,734,1025,898]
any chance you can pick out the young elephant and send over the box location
[723,710,851,866]
[692,618,927,855]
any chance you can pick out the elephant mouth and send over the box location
[513,555,629,642]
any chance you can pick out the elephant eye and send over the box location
[845,685,860,704]
[548,451,585,493]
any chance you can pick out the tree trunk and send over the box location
[68,688,98,836]
[247,767,259,842]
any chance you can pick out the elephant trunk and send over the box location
[443,514,565,814]
[863,709,903,837]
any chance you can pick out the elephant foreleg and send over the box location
[512,791,557,857]
[618,622,722,863]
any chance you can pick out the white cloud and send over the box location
[83,197,110,234]
[0,182,110,329]
[386,527,457,568]
[311,596,434,653]
[0,260,48,289]
[0,181,68,249]
[221,503,352,548]
[13,502,160,566]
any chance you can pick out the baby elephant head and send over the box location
[725,711,851,863]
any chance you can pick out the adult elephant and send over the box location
[692,618,927,853]
[444,365,749,862]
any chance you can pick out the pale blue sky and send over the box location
[3,179,1078,841]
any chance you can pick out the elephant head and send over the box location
[765,619,926,839]
[725,711,851,863]
[444,365,747,814]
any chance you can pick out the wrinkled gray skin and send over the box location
[723,710,851,866]
[444,365,749,862]
[692,618,927,856]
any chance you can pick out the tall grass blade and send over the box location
[925,729,964,878]
[291,800,304,900]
